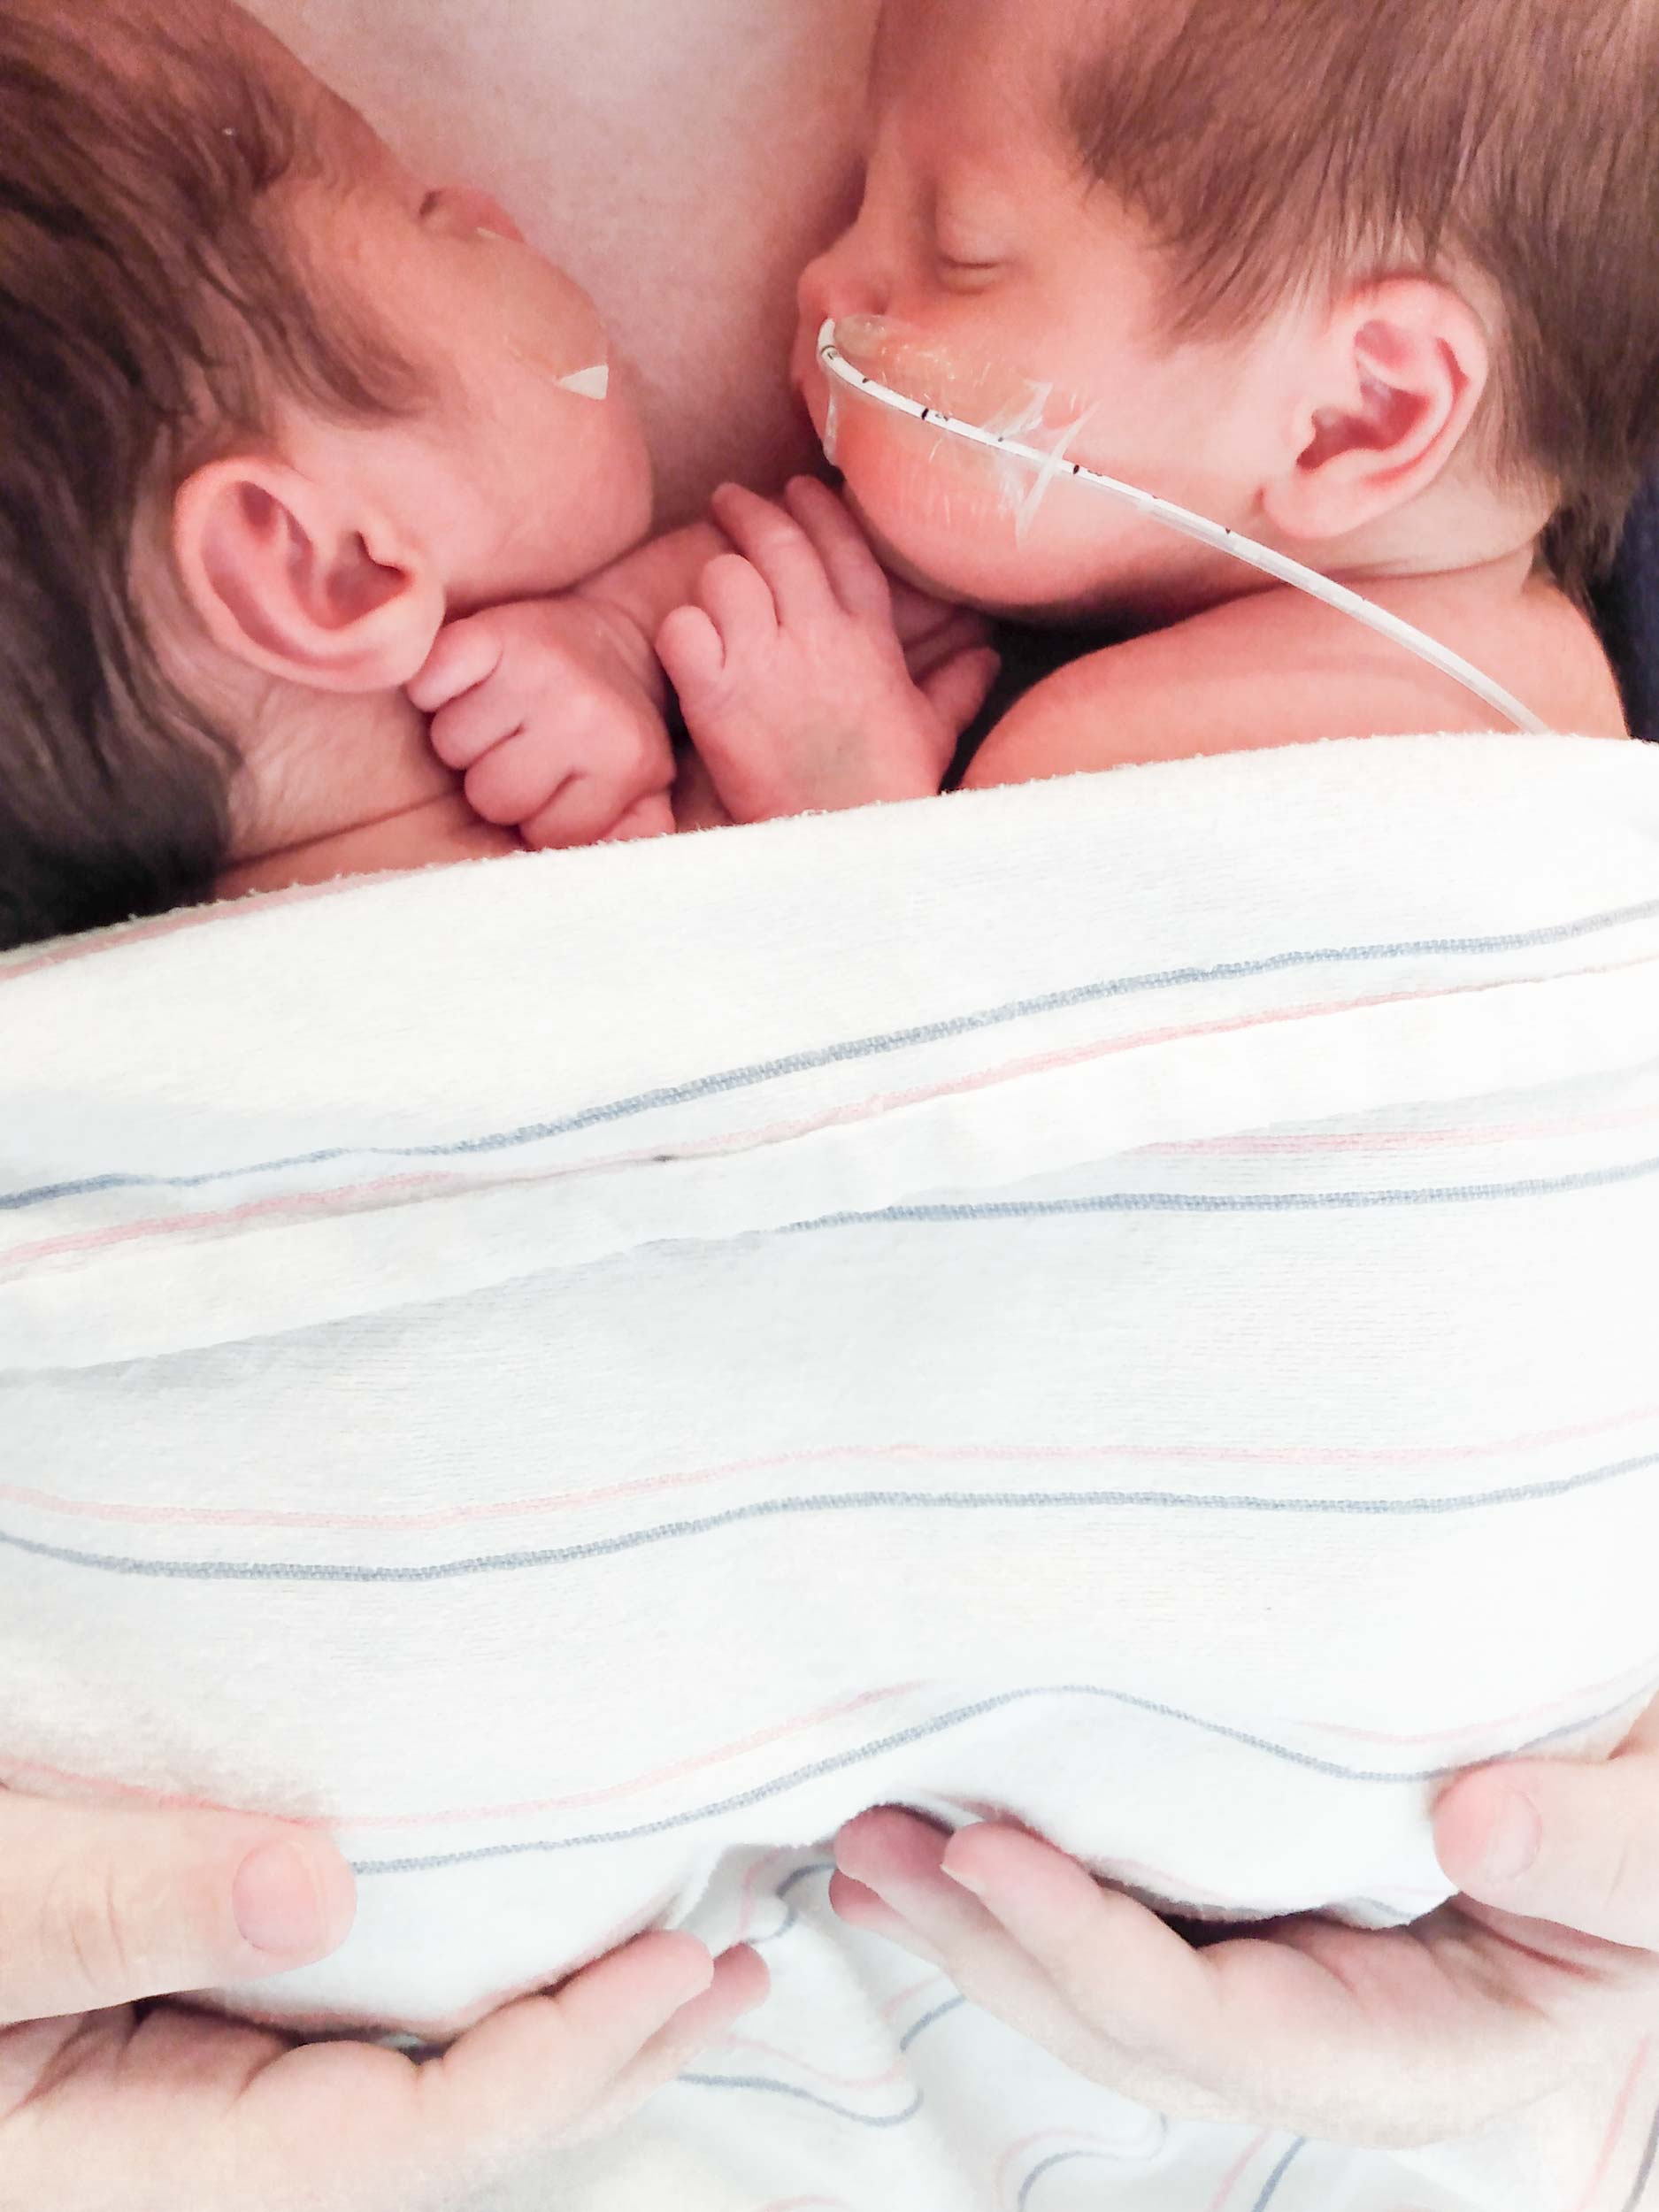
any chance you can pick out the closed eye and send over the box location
[936,252,1004,288]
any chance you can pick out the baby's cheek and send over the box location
[829,404,1135,617]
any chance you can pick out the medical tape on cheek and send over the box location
[506,342,612,401]
[828,316,1092,529]
[816,317,1549,736]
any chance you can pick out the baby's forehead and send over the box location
[869,0,1086,139]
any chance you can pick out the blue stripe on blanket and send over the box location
[5,896,1659,1215]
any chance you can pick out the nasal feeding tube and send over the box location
[816,319,1549,737]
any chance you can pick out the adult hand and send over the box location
[0,1791,764,2212]
[830,1695,1659,2150]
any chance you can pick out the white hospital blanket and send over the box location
[4,734,1659,2211]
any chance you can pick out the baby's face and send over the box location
[794,0,1290,618]
[236,7,655,611]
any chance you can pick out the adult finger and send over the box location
[1436,1741,1659,1947]
[0,1793,356,2024]
[410,1938,766,2157]
[841,1811,1576,2144]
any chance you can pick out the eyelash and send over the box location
[936,252,1002,284]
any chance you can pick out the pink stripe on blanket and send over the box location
[9,1409,1657,1534]
[1155,1099,1659,1156]
[11,950,1655,1277]
[1569,2042,1652,2212]
[4,1173,449,1269]
[1202,2131,1277,2212]
[1302,1649,1659,1748]
[0,1683,925,1832]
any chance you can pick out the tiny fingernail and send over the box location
[1475,1791,1542,1886]
[942,1860,988,1899]
[233,1840,334,1959]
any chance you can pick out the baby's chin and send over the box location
[840,472,1126,623]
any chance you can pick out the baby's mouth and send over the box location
[815,315,1106,544]
[823,316,1095,446]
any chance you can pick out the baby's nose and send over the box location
[797,242,885,335]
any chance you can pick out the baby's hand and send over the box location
[657,480,1001,825]
[409,597,678,850]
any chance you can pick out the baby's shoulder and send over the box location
[963,567,1627,794]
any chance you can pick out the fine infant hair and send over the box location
[1064,0,1659,592]
[0,4,424,953]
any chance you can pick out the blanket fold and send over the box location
[4,733,1658,2210]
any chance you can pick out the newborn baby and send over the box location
[424,0,1644,856]
[0,0,994,945]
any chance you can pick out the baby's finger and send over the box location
[428,686,527,775]
[920,645,1002,740]
[781,477,894,620]
[710,485,835,630]
[887,578,991,655]
[408,619,506,718]
[463,729,562,827]
[695,554,782,663]
[599,791,677,844]
[904,608,997,686]
[521,773,646,854]
[657,605,727,699]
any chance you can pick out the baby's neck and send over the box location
[217,686,520,903]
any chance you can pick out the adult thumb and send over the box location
[1435,1747,1659,1950]
[0,1792,357,2024]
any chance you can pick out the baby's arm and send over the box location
[658,481,1002,824]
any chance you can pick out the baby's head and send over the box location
[0,0,651,952]
[797,0,1659,620]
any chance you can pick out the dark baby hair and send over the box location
[0,2,421,952]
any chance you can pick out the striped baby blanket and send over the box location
[4,733,1659,2211]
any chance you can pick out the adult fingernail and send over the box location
[233,1840,336,1959]
[1474,1790,1542,1886]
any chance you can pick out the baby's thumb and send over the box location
[921,646,1002,740]
[0,1791,356,2024]
[1435,1753,1659,1949]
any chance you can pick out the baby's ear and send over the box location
[1261,279,1492,542]
[173,458,446,693]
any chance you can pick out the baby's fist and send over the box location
[410,598,677,850]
